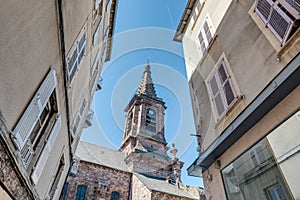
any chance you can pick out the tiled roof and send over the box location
[134,173,198,199]
[75,141,129,172]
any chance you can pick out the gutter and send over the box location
[105,0,118,61]
[173,0,197,42]
[56,0,74,171]
[191,53,300,174]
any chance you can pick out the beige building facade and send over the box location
[175,0,300,199]
[0,0,117,199]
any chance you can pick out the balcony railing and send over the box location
[255,0,299,45]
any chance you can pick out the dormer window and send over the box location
[146,108,156,132]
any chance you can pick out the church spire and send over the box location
[136,63,157,98]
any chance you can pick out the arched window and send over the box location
[75,185,87,200]
[146,108,156,132]
[110,191,120,200]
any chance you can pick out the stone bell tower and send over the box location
[119,64,184,182]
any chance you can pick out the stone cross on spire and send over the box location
[136,63,157,98]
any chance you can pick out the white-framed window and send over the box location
[254,0,300,45]
[31,114,62,185]
[266,184,287,200]
[190,0,204,25]
[207,60,237,119]
[72,98,87,135]
[12,68,60,168]
[197,16,214,55]
[67,26,87,84]
[93,0,103,25]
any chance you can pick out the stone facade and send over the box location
[65,161,131,200]
[131,175,152,200]
[152,191,193,200]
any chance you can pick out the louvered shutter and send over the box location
[209,72,225,116]
[31,115,61,185]
[218,62,236,106]
[255,0,272,23]
[198,32,206,54]
[12,68,57,151]
[267,3,293,44]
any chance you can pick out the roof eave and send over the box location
[105,0,118,61]
[173,0,197,42]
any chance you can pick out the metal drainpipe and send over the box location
[56,0,74,167]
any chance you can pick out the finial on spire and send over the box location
[147,57,150,65]
[136,62,157,98]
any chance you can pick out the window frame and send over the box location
[72,98,87,136]
[67,25,87,84]
[254,0,299,45]
[207,58,238,121]
[190,0,204,25]
[75,185,87,200]
[197,15,214,56]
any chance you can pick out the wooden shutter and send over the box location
[209,72,225,116]
[12,68,57,151]
[198,32,206,54]
[255,0,295,44]
[72,98,86,135]
[267,3,293,44]
[203,20,213,46]
[208,61,236,118]
[255,0,272,23]
[218,62,236,106]
[31,115,61,185]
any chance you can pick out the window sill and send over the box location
[277,28,300,59]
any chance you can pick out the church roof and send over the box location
[75,141,129,172]
[134,173,198,199]
[136,64,157,98]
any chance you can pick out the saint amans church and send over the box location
[61,64,203,200]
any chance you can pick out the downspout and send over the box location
[56,0,74,171]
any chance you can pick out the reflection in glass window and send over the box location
[222,139,292,200]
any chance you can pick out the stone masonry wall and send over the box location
[131,174,151,200]
[152,191,194,200]
[65,161,131,200]
[0,116,33,200]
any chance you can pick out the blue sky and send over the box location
[81,0,203,187]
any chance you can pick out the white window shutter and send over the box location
[12,68,57,150]
[31,115,61,185]
[209,71,225,117]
